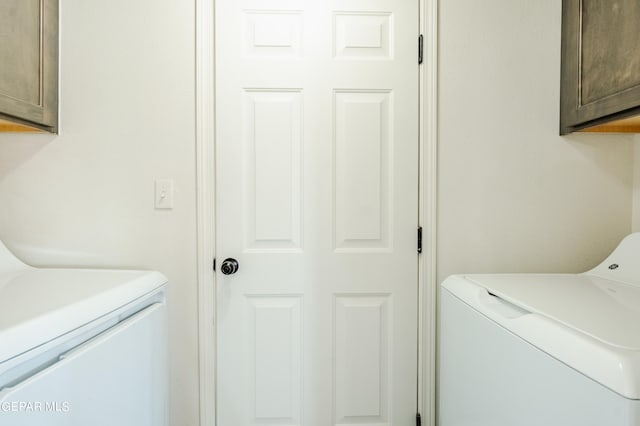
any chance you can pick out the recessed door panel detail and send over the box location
[333,294,392,426]
[244,11,302,57]
[334,12,393,60]
[333,90,392,252]
[244,89,303,252]
[246,295,303,424]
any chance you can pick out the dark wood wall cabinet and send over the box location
[560,0,640,135]
[0,0,58,133]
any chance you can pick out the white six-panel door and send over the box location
[215,1,419,425]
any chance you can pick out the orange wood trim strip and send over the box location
[0,121,44,133]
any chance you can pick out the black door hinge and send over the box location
[213,258,216,271]
[418,34,424,64]
[417,226,423,254]
[416,412,422,426]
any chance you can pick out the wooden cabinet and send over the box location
[560,0,640,134]
[0,0,58,133]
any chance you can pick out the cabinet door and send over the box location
[0,0,58,132]
[560,0,640,134]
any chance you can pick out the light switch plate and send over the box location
[155,179,174,209]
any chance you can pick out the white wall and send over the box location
[0,1,199,425]
[437,0,635,284]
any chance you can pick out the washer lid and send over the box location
[588,232,640,286]
[466,273,640,351]
[0,267,167,364]
[443,273,640,399]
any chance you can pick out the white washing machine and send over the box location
[439,233,640,426]
[0,240,168,426]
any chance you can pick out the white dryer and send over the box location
[0,241,168,426]
[439,233,640,425]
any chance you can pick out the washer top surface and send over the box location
[443,233,640,399]
[466,233,640,351]
[466,273,640,351]
[0,241,167,364]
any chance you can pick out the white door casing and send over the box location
[215,1,420,425]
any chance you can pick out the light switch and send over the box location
[155,179,174,209]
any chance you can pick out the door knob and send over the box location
[220,258,239,275]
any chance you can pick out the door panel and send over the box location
[334,294,391,423]
[243,89,303,252]
[334,90,392,251]
[216,1,419,425]
[248,295,302,423]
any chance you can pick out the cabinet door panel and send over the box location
[0,0,58,132]
[560,0,640,134]
[0,0,41,105]
[580,1,640,104]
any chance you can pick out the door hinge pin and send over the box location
[418,34,424,65]
[416,412,422,426]
[417,226,423,254]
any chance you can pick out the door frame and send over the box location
[195,0,439,424]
